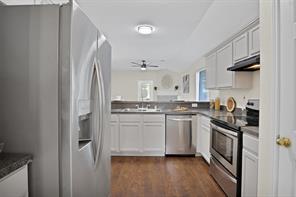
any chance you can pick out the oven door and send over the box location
[210,122,238,176]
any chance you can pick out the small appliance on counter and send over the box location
[209,99,259,197]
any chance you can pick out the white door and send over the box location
[275,0,296,196]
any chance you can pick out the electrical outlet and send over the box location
[192,103,198,108]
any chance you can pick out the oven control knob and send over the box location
[276,136,292,147]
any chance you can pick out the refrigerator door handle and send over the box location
[94,60,105,167]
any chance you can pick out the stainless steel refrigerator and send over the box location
[0,2,111,197]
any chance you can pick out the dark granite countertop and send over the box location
[0,153,32,180]
[112,108,242,117]
[111,108,260,134]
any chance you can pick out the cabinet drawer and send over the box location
[143,114,165,123]
[111,114,119,122]
[243,133,259,155]
[119,114,141,122]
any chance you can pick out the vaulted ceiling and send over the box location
[78,0,258,72]
[2,0,259,71]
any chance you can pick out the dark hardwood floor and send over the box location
[111,156,225,197]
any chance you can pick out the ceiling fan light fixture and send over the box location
[140,66,146,71]
[136,25,155,35]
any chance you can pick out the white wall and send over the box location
[217,71,260,108]
[111,70,180,101]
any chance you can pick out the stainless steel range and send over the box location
[209,99,259,197]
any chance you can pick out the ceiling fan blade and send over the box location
[147,65,159,67]
[131,65,140,67]
[131,62,141,66]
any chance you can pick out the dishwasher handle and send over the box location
[167,118,193,122]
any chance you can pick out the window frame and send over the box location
[196,69,209,101]
[137,80,154,101]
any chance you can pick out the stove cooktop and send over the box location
[212,114,259,130]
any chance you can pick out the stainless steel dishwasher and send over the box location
[166,115,196,155]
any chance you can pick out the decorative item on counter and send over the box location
[226,97,236,112]
[210,99,215,109]
[174,105,188,112]
[154,86,158,91]
[174,85,179,91]
[215,97,221,111]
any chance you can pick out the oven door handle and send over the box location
[210,123,238,137]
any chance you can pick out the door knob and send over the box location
[276,136,292,147]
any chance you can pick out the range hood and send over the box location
[227,55,260,71]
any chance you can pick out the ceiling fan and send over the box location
[131,60,160,71]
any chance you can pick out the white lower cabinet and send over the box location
[111,114,120,153]
[119,123,142,153]
[0,165,29,197]
[142,123,165,154]
[241,133,259,197]
[196,115,211,163]
[110,114,165,156]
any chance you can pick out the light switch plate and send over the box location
[192,103,198,108]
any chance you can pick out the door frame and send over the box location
[258,0,294,195]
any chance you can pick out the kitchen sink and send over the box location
[121,108,161,112]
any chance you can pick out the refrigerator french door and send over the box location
[0,2,111,197]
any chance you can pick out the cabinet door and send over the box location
[249,25,260,56]
[119,123,141,152]
[142,123,165,155]
[233,32,249,62]
[206,53,217,89]
[0,165,29,197]
[110,122,119,153]
[196,115,202,153]
[200,124,211,164]
[216,43,233,88]
[241,149,258,197]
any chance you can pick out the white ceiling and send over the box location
[77,0,214,71]
[3,0,259,72]
[77,0,258,72]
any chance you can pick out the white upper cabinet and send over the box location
[205,53,217,89]
[233,32,249,62]
[204,20,259,90]
[216,43,233,88]
[248,25,260,56]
